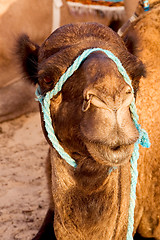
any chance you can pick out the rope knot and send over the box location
[138,125,151,148]
[35,86,44,105]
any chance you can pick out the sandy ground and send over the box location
[0,112,50,240]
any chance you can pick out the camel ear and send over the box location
[122,31,146,96]
[16,34,39,84]
[122,29,141,57]
[123,53,146,97]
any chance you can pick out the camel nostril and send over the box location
[82,95,92,112]
[121,86,133,107]
[126,90,132,95]
[125,86,132,95]
[82,90,109,110]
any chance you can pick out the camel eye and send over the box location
[44,77,52,84]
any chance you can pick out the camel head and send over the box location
[17,22,146,167]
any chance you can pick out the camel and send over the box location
[121,1,160,239]
[16,18,160,239]
[0,0,138,123]
[0,0,52,122]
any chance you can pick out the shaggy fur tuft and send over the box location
[16,34,39,84]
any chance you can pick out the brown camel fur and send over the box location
[16,21,160,239]
[122,2,160,239]
[0,0,128,123]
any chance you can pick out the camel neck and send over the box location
[50,147,131,239]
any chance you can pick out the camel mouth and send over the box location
[84,140,136,166]
[104,144,134,165]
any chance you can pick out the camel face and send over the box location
[17,23,145,167]
[39,51,138,166]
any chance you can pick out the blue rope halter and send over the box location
[35,48,150,239]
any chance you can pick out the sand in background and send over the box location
[0,112,49,240]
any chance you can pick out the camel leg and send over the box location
[32,208,56,240]
[0,79,38,123]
